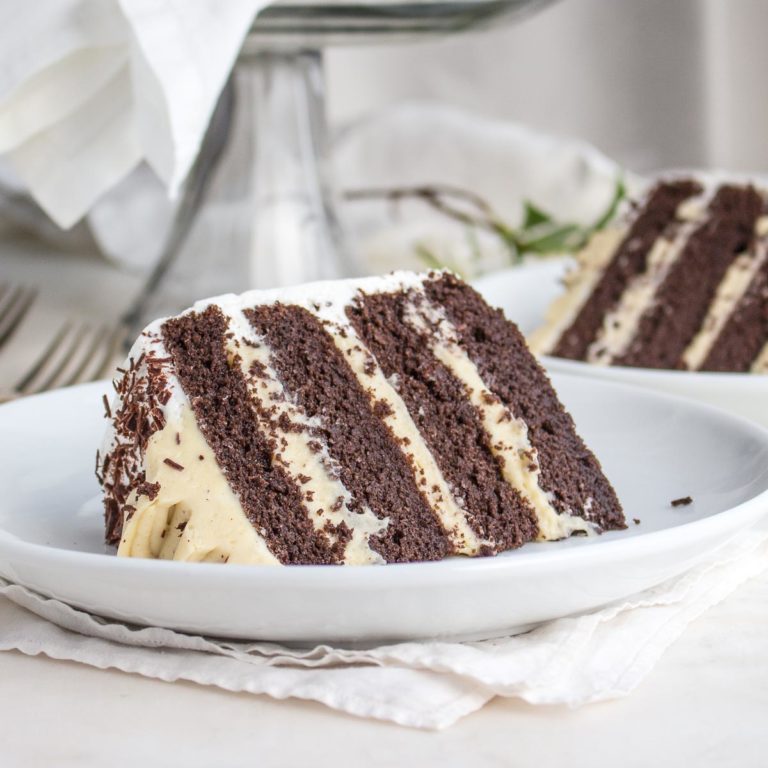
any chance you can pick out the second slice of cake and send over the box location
[99,271,625,565]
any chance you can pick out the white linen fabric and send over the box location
[1,530,766,730]
[0,0,264,228]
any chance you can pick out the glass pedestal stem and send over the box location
[236,48,351,287]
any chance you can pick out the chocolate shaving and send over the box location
[163,458,185,471]
[136,481,160,501]
[99,346,173,544]
[671,496,693,507]
[94,450,103,484]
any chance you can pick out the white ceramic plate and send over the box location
[473,260,768,428]
[1,379,767,644]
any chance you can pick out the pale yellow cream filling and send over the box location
[118,405,279,564]
[586,221,698,365]
[405,297,595,541]
[330,324,487,555]
[751,342,768,374]
[228,332,388,565]
[683,242,768,370]
[528,226,626,355]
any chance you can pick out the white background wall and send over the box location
[326,0,768,174]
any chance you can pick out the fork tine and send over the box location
[13,322,127,398]
[62,325,111,387]
[92,324,128,380]
[0,286,37,351]
[14,322,74,394]
[32,324,91,394]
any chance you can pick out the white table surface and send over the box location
[1,236,766,767]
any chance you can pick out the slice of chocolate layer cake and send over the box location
[531,179,768,373]
[98,271,624,566]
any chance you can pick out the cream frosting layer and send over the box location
[116,355,279,565]
[329,324,486,555]
[405,293,595,540]
[586,220,699,365]
[528,226,626,355]
[682,240,768,370]
[225,320,389,565]
[752,343,768,373]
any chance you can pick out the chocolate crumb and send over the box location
[163,458,185,471]
[102,394,112,419]
[633,518,641,525]
[136,481,160,501]
[670,496,693,508]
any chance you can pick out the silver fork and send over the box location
[13,323,126,398]
[0,283,37,353]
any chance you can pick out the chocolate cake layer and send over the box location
[244,303,452,563]
[162,306,343,564]
[700,257,768,371]
[426,273,625,531]
[552,180,701,361]
[617,185,763,369]
[347,291,539,553]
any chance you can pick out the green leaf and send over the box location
[521,201,554,230]
[409,171,627,273]
[518,223,583,254]
[591,175,626,231]
[415,243,444,270]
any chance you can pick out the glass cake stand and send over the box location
[122,0,556,335]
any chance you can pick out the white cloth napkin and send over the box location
[1,530,766,730]
[0,0,265,228]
